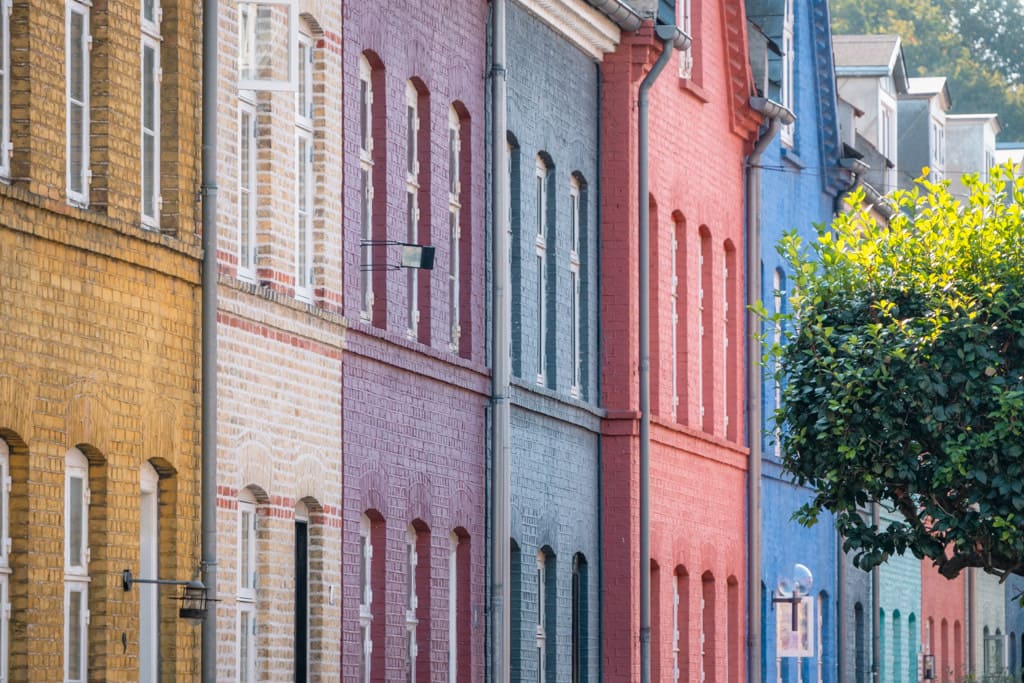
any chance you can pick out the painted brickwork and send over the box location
[1005,576,1024,679]
[921,564,965,681]
[751,0,844,678]
[973,571,1007,679]
[0,0,203,680]
[214,0,346,679]
[600,11,761,679]
[879,515,923,683]
[505,4,608,679]
[341,1,489,680]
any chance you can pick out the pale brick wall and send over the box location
[0,1,203,681]
[213,0,345,680]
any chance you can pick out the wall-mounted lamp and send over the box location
[360,241,435,271]
[772,563,813,631]
[922,653,936,681]
[122,568,210,621]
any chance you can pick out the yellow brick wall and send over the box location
[0,0,203,681]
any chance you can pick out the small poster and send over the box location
[776,596,814,658]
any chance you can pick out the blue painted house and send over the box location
[499,1,620,679]
[745,0,846,678]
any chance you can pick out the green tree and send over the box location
[831,0,1024,140]
[770,166,1024,580]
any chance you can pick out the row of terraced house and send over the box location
[2,0,1024,681]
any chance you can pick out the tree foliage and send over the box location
[770,165,1024,580]
[831,0,1024,140]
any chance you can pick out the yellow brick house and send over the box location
[0,0,203,681]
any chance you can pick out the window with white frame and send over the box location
[238,97,257,280]
[66,0,91,207]
[535,158,548,385]
[139,463,159,683]
[773,268,785,458]
[698,233,709,426]
[722,252,729,435]
[677,0,692,79]
[780,0,794,146]
[237,0,298,92]
[358,56,374,320]
[448,532,458,683]
[448,107,462,352]
[0,441,9,683]
[65,448,90,683]
[405,526,419,681]
[405,81,421,338]
[569,176,582,397]
[141,0,161,228]
[1,0,12,180]
[670,230,680,413]
[238,492,257,683]
[536,551,547,683]
[359,514,373,683]
[294,31,314,301]
[672,576,680,681]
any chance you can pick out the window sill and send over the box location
[781,147,805,170]
[678,78,709,103]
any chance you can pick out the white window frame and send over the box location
[569,177,582,398]
[780,0,794,147]
[697,237,706,422]
[672,576,680,682]
[448,532,458,683]
[773,268,784,458]
[140,2,161,229]
[65,448,90,683]
[448,107,462,352]
[238,96,257,281]
[677,0,693,79]
[0,441,9,683]
[66,0,91,207]
[294,31,314,302]
[358,57,374,320]
[536,551,547,683]
[405,526,419,682]
[0,0,12,180]
[139,463,159,683]
[237,0,298,92]
[535,158,548,386]
[405,81,421,339]
[238,492,257,683]
[671,231,680,413]
[359,514,373,683]
[722,252,729,435]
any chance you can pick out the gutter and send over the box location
[200,0,219,679]
[489,0,512,679]
[745,95,794,683]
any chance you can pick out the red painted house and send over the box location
[921,564,966,681]
[599,7,762,681]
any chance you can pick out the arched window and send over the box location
[64,448,90,683]
[139,463,160,682]
[0,440,10,683]
[406,521,431,683]
[909,614,918,682]
[294,28,315,302]
[448,529,471,683]
[701,572,716,681]
[140,0,162,228]
[651,561,662,681]
[855,602,866,683]
[674,568,690,681]
[510,539,522,679]
[699,228,713,432]
[535,155,553,387]
[238,488,258,682]
[537,548,557,681]
[448,106,464,354]
[571,553,588,682]
[569,174,583,398]
[294,501,309,683]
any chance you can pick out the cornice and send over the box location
[517,0,622,60]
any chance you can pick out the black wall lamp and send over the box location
[360,241,435,271]
[123,568,211,621]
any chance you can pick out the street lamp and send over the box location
[773,563,813,631]
[123,568,210,621]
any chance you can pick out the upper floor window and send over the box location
[66,0,91,207]
[677,0,692,79]
[65,448,90,683]
[0,0,12,180]
[358,56,375,320]
[238,97,257,281]
[780,0,794,146]
[141,0,161,228]
[294,31,314,301]
[237,0,298,92]
[569,176,582,398]
[772,267,786,457]
[405,81,422,339]
[535,157,549,386]
[448,107,462,352]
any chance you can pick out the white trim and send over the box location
[517,0,620,60]
[238,100,258,281]
[670,231,680,413]
[358,57,374,321]
[140,35,161,228]
[237,493,257,602]
[0,0,12,180]
[0,441,8,683]
[405,81,421,339]
[448,107,462,352]
[359,514,373,683]
[237,0,298,92]
[238,603,256,682]
[780,0,794,147]
[405,525,419,682]
[295,128,314,301]
[569,176,582,397]
[536,550,547,683]
[535,158,548,386]
[66,0,91,207]
[448,532,458,683]
[64,581,89,683]
[677,0,693,79]
[139,463,159,683]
